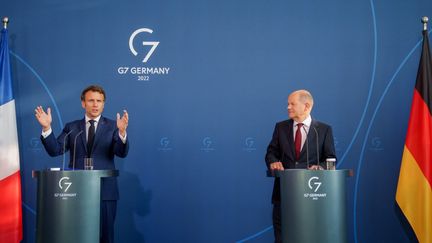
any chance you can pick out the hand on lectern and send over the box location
[270,161,284,170]
[308,165,324,170]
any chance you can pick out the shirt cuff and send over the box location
[119,132,127,144]
[41,128,52,139]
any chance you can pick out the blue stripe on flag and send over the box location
[0,28,13,105]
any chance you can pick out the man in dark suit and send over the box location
[265,89,336,243]
[35,85,129,243]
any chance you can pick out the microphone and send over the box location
[62,130,74,171]
[312,126,320,167]
[72,130,84,171]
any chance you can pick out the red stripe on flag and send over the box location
[0,171,23,243]
[405,90,432,187]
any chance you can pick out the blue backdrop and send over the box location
[2,0,432,242]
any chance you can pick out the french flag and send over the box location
[0,24,23,242]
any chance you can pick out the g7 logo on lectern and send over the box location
[54,176,76,199]
[308,176,322,192]
[305,176,326,200]
[58,177,72,192]
[129,28,160,63]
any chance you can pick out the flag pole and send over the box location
[422,16,428,31]
[2,17,8,29]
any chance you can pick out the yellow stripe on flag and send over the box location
[396,146,432,243]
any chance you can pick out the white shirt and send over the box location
[85,115,101,142]
[293,115,312,151]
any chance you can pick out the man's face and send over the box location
[81,91,105,119]
[287,93,308,122]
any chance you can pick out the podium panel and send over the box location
[33,170,118,243]
[276,169,351,243]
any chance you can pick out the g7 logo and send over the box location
[59,177,72,192]
[203,137,212,148]
[160,137,170,148]
[245,137,255,148]
[308,176,322,192]
[129,28,159,63]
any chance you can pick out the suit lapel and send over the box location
[301,120,318,162]
[285,120,296,160]
[93,116,107,151]
[299,119,317,162]
[308,120,318,144]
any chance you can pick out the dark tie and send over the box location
[87,120,95,157]
[295,123,303,160]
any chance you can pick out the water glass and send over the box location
[84,158,93,170]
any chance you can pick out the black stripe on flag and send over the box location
[415,30,432,115]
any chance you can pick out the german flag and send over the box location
[396,29,432,243]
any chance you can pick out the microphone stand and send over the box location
[62,130,74,171]
[312,126,320,168]
[302,126,309,169]
[72,130,84,171]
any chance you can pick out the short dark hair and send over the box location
[80,85,106,101]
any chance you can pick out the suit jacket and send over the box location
[41,116,129,200]
[265,118,336,203]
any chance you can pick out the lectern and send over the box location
[274,169,352,243]
[33,170,118,243]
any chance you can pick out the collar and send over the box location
[85,115,101,124]
[293,115,312,128]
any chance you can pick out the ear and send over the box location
[304,102,311,111]
[81,100,86,109]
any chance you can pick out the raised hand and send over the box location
[34,106,52,131]
[116,110,129,137]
